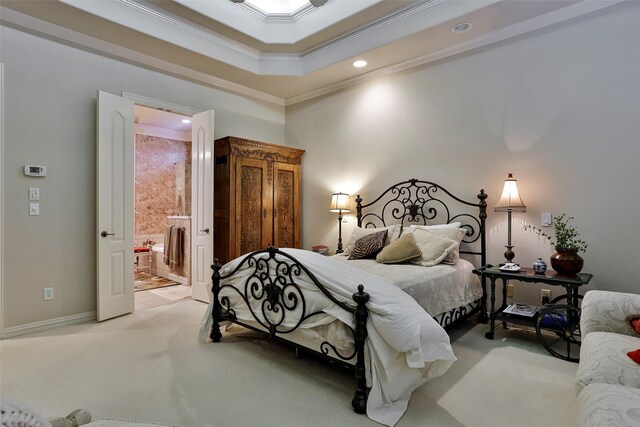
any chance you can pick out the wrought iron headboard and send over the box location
[355,178,488,267]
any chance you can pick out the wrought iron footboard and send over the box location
[210,247,370,413]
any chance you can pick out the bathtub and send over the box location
[150,244,188,285]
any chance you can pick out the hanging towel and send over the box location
[169,226,185,273]
[163,225,174,266]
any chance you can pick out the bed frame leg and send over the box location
[210,258,223,343]
[352,284,369,414]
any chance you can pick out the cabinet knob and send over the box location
[200,228,210,234]
[100,231,115,238]
[263,208,267,218]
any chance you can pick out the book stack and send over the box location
[311,245,329,256]
[503,303,539,317]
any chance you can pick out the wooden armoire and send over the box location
[214,136,305,265]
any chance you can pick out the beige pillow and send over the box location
[344,225,401,255]
[410,228,458,267]
[376,233,422,264]
[406,225,467,264]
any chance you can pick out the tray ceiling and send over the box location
[0,0,625,104]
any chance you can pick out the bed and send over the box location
[200,179,488,426]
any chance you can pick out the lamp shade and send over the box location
[329,192,350,212]
[494,173,526,212]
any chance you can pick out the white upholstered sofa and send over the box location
[576,290,640,426]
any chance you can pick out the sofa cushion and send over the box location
[577,383,640,427]
[581,290,640,337]
[576,332,640,393]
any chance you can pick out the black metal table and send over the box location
[473,265,593,362]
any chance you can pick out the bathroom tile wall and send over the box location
[135,134,192,236]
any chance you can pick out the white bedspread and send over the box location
[330,255,482,317]
[199,249,456,426]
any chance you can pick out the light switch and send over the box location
[541,212,552,227]
[30,203,40,216]
[29,187,40,201]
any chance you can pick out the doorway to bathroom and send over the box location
[133,105,193,311]
[96,90,214,321]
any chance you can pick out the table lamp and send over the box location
[330,192,350,254]
[494,173,526,263]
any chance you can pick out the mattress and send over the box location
[330,255,482,317]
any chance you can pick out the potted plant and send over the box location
[525,214,588,275]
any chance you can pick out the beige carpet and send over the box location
[0,301,577,426]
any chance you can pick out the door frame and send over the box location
[0,62,5,336]
[121,92,211,296]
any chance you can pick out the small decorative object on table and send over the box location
[533,257,547,274]
[525,213,588,275]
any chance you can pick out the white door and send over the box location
[96,91,135,321]
[191,110,215,303]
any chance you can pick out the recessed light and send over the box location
[181,119,191,124]
[353,60,367,68]
[451,22,472,33]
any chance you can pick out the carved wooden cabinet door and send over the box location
[272,162,301,249]
[234,156,273,256]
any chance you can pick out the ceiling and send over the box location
[135,105,192,131]
[0,0,623,105]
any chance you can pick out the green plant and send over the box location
[525,213,588,253]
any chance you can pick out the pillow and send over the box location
[344,225,401,255]
[412,222,462,230]
[630,317,640,335]
[405,225,468,264]
[348,230,388,260]
[410,228,458,267]
[375,233,422,264]
[628,349,640,365]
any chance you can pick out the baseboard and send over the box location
[1,311,96,339]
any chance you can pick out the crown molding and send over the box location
[0,7,285,106]
[285,0,626,105]
[172,0,376,44]
[236,0,322,22]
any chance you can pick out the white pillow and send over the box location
[407,221,461,230]
[410,228,458,267]
[403,225,467,264]
[345,225,401,255]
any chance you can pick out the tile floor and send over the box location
[135,284,192,311]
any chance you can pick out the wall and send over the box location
[286,2,640,302]
[135,134,191,236]
[0,25,285,329]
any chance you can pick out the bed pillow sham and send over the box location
[375,233,422,264]
[410,228,458,267]
[344,225,401,255]
[348,230,388,260]
[405,225,467,264]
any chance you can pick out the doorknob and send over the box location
[100,231,115,238]
[200,228,210,233]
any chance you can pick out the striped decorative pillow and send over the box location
[348,230,388,260]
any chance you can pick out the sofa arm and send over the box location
[581,290,640,337]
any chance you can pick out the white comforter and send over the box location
[330,255,482,317]
[199,249,456,426]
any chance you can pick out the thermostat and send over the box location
[24,165,47,177]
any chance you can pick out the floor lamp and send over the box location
[330,192,350,254]
[494,173,526,264]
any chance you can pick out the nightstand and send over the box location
[473,265,593,362]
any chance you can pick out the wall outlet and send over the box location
[506,283,514,298]
[44,287,54,301]
[541,289,551,305]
